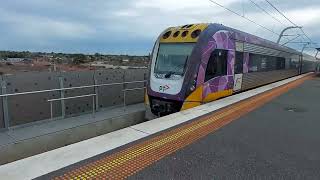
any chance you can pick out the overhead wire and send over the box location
[207,0,317,55]
[208,0,295,44]
[261,0,304,44]
[208,0,281,36]
[264,0,297,26]
[248,0,287,27]
[264,0,316,46]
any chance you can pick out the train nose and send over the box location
[150,97,183,117]
[152,104,165,116]
[152,102,175,116]
[152,104,163,111]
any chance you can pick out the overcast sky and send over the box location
[0,0,319,55]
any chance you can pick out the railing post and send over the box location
[1,80,10,129]
[94,77,99,112]
[50,101,53,120]
[123,90,126,109]
[58,76,66,118]
[92,96,95,118]
[122,72,126,110]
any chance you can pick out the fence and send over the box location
[0,69,148,129]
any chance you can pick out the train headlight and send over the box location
[189,79,197,92]
[190,85,196,92]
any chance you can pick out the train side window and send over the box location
[285,58,291,69]
[276,57,285,70]
[266,56,277,71]
[249,54,260,72]
[205,49,227,81]
[235,51,243,74]
[249,53,288,72]
[260,56,268,71]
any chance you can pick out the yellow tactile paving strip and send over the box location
[53,75,312,180]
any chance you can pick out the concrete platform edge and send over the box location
[0,108,145,166]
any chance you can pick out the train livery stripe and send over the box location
[181,88,233,111]
[203,89,233,103]
[181,86,203,110]
[51,74,313,180]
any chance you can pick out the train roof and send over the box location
[159,23,288,50]
[209,23,302,55]
[159,23,317,61]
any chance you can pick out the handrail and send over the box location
[122,87,146,92]
[0,80,146,97]
[48,94,97,102]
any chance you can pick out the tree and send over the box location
[72,54,86,65]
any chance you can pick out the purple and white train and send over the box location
[145,23,318,117]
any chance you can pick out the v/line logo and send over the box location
[159,85,170,92]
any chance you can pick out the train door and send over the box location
[202,49,230,103]
[233,42,244,92]
[205,49,228,81]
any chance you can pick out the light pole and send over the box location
[315,48,320,59]
[281,34,301,46]
[277,26,303,44]
[316,48,320,72]
[301,43,311,53]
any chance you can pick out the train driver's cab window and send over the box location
[205,49,228,81]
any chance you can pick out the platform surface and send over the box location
[1,74,319,180]
[130,76,320,179]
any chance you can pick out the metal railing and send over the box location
[0,80,146,97]
[48,94,97,120]
[0,80,146,129]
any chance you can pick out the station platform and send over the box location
[1,73,319,179]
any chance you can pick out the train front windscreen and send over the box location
[154,43,194,76]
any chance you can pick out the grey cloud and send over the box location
[0,0,318,54]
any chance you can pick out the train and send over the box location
[145,23,319,118]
